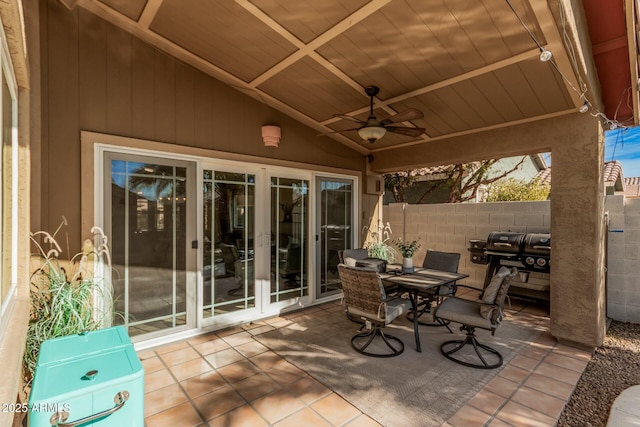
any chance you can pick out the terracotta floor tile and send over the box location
[498,364,530,384]
[264,316,287,325]
[192,385,246,421]
[543,352,590,372]
[137,349,156,360]
[533,361,583,384]
[274,408,332,427]
[523,372,576,400]
[233,373,282,402]
[533,333,557,349]
[235,340,269,358]
[205,348,246,368]
[252,389,306,424]
[487,417,514,427]
[155,340,190,354]
[144,401,203,427]
[250,351,285,370]
[484,376,520,399]
[266,360,308,385]
[284,377,331,405]
[447,404,493,427]
[193,338,231,356]
[511,386,567,419]
[145,368,176,393]
[144,383,188,417]
[519,344,550,361]
[169,357,214,381]
[495,400,556,427]
[181,371,228,399]
[552,343,593,362]
[217,359,262,383]
[159,346,201,366]
[217,326,245,337]
[466,389,507,416]
[221,331,254,347]
[344,414,384,426]
[142,356,165,374]
[208,404,268,427]
[509,354,540,371]
[247,324,277,336]
[309,393,361,426]
[188,332,219,345]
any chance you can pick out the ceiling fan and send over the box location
[324,85,425,144]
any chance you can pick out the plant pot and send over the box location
[402,257,414,273]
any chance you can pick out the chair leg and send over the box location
[351,324,405,358]
[440,325,503,369]
[407,298,453,332]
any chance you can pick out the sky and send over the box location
[605,128,640,178]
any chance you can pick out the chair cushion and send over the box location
[356,257,387,273]
[435,297,493,330]
[347,296,411,325]
[343,248,369,261]
[343,257,358,267]
[480,267,511,319]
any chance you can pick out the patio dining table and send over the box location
[380,266,469,353]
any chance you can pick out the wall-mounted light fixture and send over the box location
[262,125,281,147]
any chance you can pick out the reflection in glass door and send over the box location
[202,170,255,319]
[106,154,195,337]
[270,177,309,303]
[316,177,354,299]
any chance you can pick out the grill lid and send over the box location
[486,232,525,254]
[523,233,551,255]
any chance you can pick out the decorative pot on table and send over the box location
[402,257,414,273]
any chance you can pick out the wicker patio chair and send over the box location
[433,267,517,369]
[338,264,411,357]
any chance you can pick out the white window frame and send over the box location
[0,14,18,319]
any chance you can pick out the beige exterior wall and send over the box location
[37,0,365,254]
[383,201,551,291]
[606,195,640,322]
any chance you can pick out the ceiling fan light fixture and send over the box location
[358,126,386,143]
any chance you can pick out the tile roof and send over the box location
[533,161,631,193]
[624,177,640,197]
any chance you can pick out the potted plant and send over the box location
[362,220,396,263]
[24,219,114,389]
[393,238,421,273]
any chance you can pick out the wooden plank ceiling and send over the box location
[75,0,593,154]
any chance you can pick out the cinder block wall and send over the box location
[383,201,551,290]
[385,197,640,323]
[606,195,640,322]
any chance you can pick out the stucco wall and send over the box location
[606,195,640,322]
[383,201,551,291]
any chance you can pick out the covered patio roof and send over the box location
[63,0,639,158]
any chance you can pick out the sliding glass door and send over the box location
[105,153,196,337]
[202,169,257,321]
[316,177,354,299]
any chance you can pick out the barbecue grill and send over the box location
[478,231,551,272]
[469,231,551,300]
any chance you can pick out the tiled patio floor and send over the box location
[138,297,591,427]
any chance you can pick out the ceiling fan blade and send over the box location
[317,127,361,136]
[381,108,424,124]
[332,114,367,125]
[386,126,425,137]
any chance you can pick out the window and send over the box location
[0,18,17,315]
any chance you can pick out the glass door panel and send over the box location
[316,177,354,299]
[202,170,255,319]
[270,177,309,303]
[107,156,195,337]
